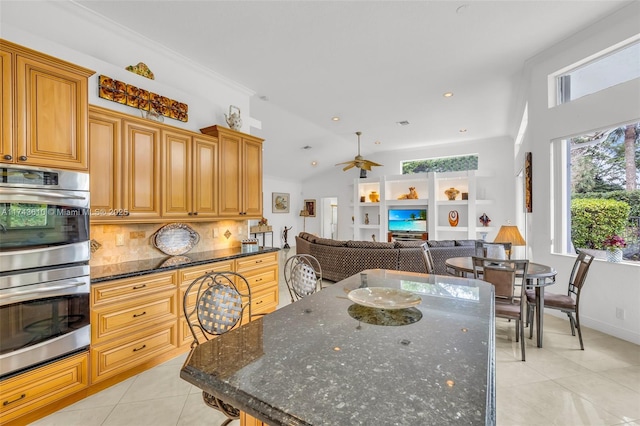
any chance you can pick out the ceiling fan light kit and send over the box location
[335,131,383,174]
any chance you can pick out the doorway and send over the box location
[320,197,338,239]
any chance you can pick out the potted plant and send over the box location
[603,235,626,263]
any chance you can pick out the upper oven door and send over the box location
[0,167,90,271]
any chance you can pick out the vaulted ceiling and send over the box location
[8,1,632,180]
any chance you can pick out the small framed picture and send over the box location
[272,192,290,213]
[304,199,316,217]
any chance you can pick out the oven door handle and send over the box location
[0,281,86,304]
[0,188,87,201]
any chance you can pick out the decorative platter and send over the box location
[347,287,422,310]
[152,223,200,256]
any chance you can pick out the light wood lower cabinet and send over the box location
[0,352,89,425]
[90,271,179,383]
[235,252,280,318]
[241,411,268,426]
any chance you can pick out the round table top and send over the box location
[445,256,557,283]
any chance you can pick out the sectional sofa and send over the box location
[295,232,480,282]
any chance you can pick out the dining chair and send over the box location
[525,250,594,350]
[183,270,253,426]
[475,241,513,259]
[472,257,529,361]
[284,254,323,302]
[420,243,435,274]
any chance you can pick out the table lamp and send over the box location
[299,209,310,232]
[494,225,526,258]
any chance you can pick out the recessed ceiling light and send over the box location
[459,129,467,133]
[374,141,381,145]
[311,161,318,166]
[443,92,454,98]
[331,116,340,121]
[396,120,410,126]
[302,145,312,150]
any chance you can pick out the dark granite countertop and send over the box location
[90,247,280,283]
[181,269,496,425]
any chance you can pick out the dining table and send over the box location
[444,257,558,348]
[180,269,497,425]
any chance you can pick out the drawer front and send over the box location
[91,322,177,383]
[241,268,278,293]
[0,352,88,424]
[92,272,178,307]
[235,252,278,273]
[92,290,177,344]
[180,260,235,286]
[251,286,279,315]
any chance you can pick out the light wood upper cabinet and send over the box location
[0,39,94,170]
[122,119,161,220]
[161,130,219,219]
[89,108,121,216]
[89,106,161,222]
[201,125,263,219]
[0,49,13,161]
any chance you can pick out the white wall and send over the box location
[519,2,640,344]
[260,176,302,248]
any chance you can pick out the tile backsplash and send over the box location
[89,220,248,266]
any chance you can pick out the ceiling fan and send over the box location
[335,131,383,172]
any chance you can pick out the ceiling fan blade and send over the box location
[363,159,383,167]
[335,160,355,166]
[360,163,372,171]
[342,163,356,171]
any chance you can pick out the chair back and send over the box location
[472,257,529,301]
[569,250,595,298]
[420,243,435,274]
[183,271,251,347]
[284,254,323,302]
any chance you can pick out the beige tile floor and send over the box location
[34,251,640,426]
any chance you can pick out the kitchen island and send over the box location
[181,269,496,425]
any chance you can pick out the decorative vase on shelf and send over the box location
[445,187,460,200]
[369,191,380,202]
[224,105,242,130]
[606,248,623,263]
[448,210,459,227]
[364,213,370,225]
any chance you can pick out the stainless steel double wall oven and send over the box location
[0,164,90,378]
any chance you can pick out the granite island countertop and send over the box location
[90,247,280,283]
[181,269,496,425]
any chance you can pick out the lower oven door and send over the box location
[0,265,90,378]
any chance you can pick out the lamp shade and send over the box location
[299,209,310,217]
[494,225,526,246]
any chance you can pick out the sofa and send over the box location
[295,232,481,282]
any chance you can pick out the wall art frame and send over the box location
[304,199,316,217]
[525,151,533,213]
[272,192,290,213]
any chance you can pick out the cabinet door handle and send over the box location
[3,393,26,406]
[255,260,263,264]
[132,284,147,290]
[132,344,147,352]
[18,156,28,161]
[3,155,12,161]
[256,300,263,305]
[255,278,263,283]
[193,212,198,216]
[133,311,147,318]
[188,212,193,215]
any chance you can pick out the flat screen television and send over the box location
[388,208,427,233]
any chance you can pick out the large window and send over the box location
[558,122,639,262]
[402,154,478,174]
